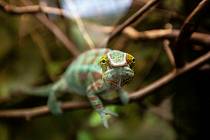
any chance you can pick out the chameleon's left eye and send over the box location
[126,54,135,69]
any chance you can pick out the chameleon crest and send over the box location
[107,50,127,66]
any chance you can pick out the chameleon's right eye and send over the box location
[100,55,108,65]
[101,59,106,64]
[99,55,109,72]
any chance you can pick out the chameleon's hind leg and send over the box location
[47,79,67,115]
[47,90,62,115]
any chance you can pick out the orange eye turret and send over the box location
[99,55,109,72]
[126,54,135,69]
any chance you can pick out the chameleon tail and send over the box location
[18,84,53,97]
[18,79,66,115]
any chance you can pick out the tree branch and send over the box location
[0,1,64,15]
[35,14,80,56]
[173,0,210,68]
[21,0,80,57]
[0,101,90,120]
[104,0,160,47]
[0,50,210,119]
[130,51,210,100]
[87,23,210,47]
[163,40,175,68]
[0,0,80,56]
[1,1,210,49]
[124,29,210,47]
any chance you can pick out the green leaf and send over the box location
[77,130,93,140]
[89,112,101,127]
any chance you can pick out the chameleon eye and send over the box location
[99,55,109,72]
[99,55,108,65]
[126,54,135,64]
[126,54,135,69]
[101,59,106,64]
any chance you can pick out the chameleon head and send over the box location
[99,50,135,89]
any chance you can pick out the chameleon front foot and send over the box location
[98,109,118,128]
[118,89,129,105]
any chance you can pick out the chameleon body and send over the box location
[22,48,135,128]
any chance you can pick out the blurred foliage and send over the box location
[0,0,210,140]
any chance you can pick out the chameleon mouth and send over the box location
[104,66,134,77]
[103,66,134,89]
[107,76,133,88]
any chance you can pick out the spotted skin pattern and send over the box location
[22,48,135,128]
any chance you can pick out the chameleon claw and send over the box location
[98,108,118,128]
[103,109,118,117]
[99,111,109,128]
[101,115,109,128]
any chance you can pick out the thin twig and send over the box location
[20,0,80,57]
[131,29,210,47]
[173,0,209,68]
[163,40,175,68]
[103,0,160,47]
[0,50,210,119]
[35,14,80,56]
[0,1,64,15]
[129,50,210,100]
[85,23,210,47]
[0,1,93,51]
[65,1,95,49]
[1,1,210,48]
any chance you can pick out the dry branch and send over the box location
[88,24,210,47]
[1,1,210,48]
[22,0,80,57]
[163,40,175,67]
[0,1,64,15]
[35,14,80,56]
[125,29,210,47]
[0,0,80,56]
[173,0,209,68]
[106,0,160,46]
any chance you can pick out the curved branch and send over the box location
[105,0,160,46]
[126,29,210,47]
[0,1,64,15]
[0,1,80,56]
[35,14,80,56]
[0,101,90,120]
[130,51,210,101]
[86,23,210,47]
[0,50,210,119]
[173,0,209,68]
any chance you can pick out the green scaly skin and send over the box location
[21,48,135,128]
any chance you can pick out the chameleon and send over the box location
[20,48,135,128]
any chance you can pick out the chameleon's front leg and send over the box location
[117,89,129,104]
[87,80,118,128]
